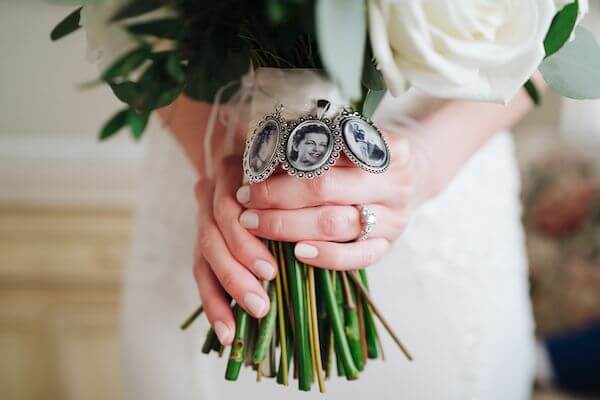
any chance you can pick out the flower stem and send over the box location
[358,269,379,359]
[225,304,250,381]
[180,304,203,330]
[283,243,313,391]
[272,241,289,385]
[348,271,413,361]
[341,272,365,371]
[317,269,359,380]
[201,328,218,354]
[307,264,326,392]
[252,283,277,364]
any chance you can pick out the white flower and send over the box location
[80,1,175,72]
[80,0,138,71]
[368,0,558,103]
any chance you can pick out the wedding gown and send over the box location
[121,85,536,400]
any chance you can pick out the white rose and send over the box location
[80,1,175,72]
[368,0,557,103]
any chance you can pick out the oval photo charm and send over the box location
[280,116,342,179]
[339,111,390,173]
[243,114,284,183]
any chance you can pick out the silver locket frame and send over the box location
[279,101,343,179]
[337,108,391,174]
[243,107,286,183]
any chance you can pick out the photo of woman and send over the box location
[286,121,332,171]
[342,119,388,168]
[248,120,279,175]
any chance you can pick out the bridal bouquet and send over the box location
[51,0,600,393]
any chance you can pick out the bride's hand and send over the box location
[235,133,432,270]
[193,156,278,346]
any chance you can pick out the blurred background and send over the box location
[0,1,599,399]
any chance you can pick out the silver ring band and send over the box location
[357,205,376,241]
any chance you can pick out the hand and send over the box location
[192,156,278,346]
[235,132,432,270]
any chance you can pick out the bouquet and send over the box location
[51,0,600,393]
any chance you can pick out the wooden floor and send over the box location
[0,206,582,399]
[0,207,131,400]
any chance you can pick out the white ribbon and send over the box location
[202,68,349,180]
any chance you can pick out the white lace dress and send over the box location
[120,89,536,400]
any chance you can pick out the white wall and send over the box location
[0,1,147,208]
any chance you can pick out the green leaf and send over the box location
[99,108,129,140]
[362,89,386,118]
[523,80,541,105]
[127,18,183,39]
[50,7,82,41]
[111,0,164,22]
[544,1,578,57]
[128,110,150,140]
[101,46,151,81]
[540,27,600,99]
[166,53,185,83]
[316,0,366,100]
[110,81,139,104]
[362,44,385,91]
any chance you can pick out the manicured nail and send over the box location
[213,320,229,344]
[254,259,275,280]
[239,210,259,229]
[294,243,319,258]
[244,292,267,317]
[236,185,250,204]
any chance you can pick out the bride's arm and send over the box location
[413,71,548,201]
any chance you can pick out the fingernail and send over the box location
[294,243,319,259]
[254,259,275,280]
[213,320,229,344]
[239,210,259,229]
[236,185,250,204]
[244,292,267,317]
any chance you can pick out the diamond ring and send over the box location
[356,205,376,241]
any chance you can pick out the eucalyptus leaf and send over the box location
[523,79,541,105]
[127,18,183,40]
[110,81,139,104]
[362,45,385,91]
[540,26,600,99]
[128,110,150,140]
[101,46,151,81]
[99,108,129,140]
[316,0,366,100]
[166,53,185,83]
[544,0,578,58]
[111,0,164,22]
[362,89,386,118]
[50,7,82,41]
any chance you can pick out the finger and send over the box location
[237,167,412,210]
[213,156,277,280]
[292,238,391,270]
[239,204,404,243]
[196,177,270,319]
[193,255,235,345]
[236,135,412,210]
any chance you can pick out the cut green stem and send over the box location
[225,304,250,381]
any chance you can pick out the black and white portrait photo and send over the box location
[342,119,388,168]
[286,121,332,171]
[248,120,279,175]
